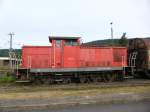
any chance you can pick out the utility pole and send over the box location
[110,22,113,46]
[8,32,15,68]
[8,32,15,52]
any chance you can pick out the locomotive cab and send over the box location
[49,36,81,68]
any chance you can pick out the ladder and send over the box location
[129,52,138,75]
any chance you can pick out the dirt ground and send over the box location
[0,79,150,109]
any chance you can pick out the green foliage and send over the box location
[84,33,128,47]
[0,75,15,83]
[0,66,15,83]
[0,49,21,57]
[0,49,9,57]
[84,39,121,46]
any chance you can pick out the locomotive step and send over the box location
[15,80,31,83]
[124,76,134,79]
[55,74,63,76]
[54,79,63,82]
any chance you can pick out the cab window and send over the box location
[55,40,61,47]
[65,40,78,46]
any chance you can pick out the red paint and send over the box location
[22,46,51,68]
[22,37,127,69]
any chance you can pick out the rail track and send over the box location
[14,79,150,90]
[0,79,149,94]
[43,79,150,89]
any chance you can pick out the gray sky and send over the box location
[0,0,150,49]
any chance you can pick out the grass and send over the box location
[0,66,15,83]
[0,75,15,83]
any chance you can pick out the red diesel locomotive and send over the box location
[17,36,127,83]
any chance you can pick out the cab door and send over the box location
[52,40,63,68]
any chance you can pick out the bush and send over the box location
[0,75,16,83]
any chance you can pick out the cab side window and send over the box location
[55,40,61,47]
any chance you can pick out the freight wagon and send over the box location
[17,36,127,83]
[128,38,150,78]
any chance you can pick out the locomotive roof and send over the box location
[49,36,81,40]
[23,46,51,48]
[128,37,150,49]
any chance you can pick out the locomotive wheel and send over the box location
[102,74,108,82]
[86,77,91,83]
[20,74,28,80]
[102,74,113,82]
[48,78,55,84]
[113,74,117,81]
[106,74,115,82]
[34,78,44,84]
[92,76,101,83]
[146,73,150,79]
[145,71,150,79]
[44,78,54,84]
[62,78,71,84]
[79,77,86,83]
